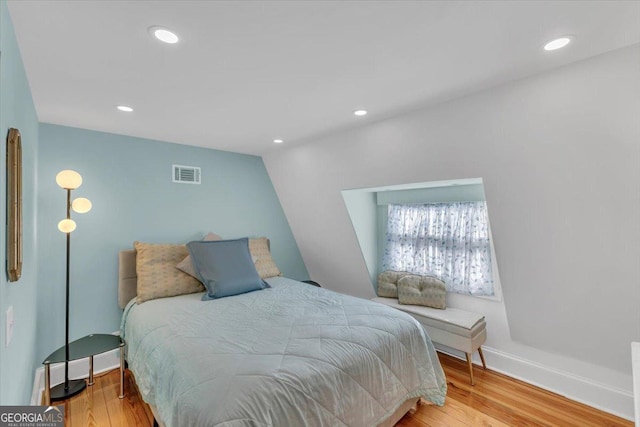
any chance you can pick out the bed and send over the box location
[119,248,447,427]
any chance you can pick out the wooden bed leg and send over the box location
[418,397,431,406]
[408,401,418,415]
[466,352,475,386]
[478,347,487,370]
[119,343,125,399]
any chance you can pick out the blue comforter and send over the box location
[122,277,446,426]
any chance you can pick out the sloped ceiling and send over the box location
[7,0,640,154]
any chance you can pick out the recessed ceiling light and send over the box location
[353,109,368,116]
[273,139,284,144]
[544,36,572,51]
[149,26,179,44]
[116,105,134,112]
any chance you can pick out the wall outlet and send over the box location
[6,306,14,347]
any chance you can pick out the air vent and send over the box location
[172,165,201,184]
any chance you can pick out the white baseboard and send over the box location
[631,342,639,427]
[435,343,634,422]
[31,333,122,406]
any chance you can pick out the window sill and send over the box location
[447,290,502,303]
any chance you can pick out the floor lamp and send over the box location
[50,170,92,401]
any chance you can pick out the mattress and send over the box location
[121,277,447,426]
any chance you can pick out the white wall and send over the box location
[342,189,378,284]
[263,45,640,419]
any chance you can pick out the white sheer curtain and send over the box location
[382,202,494,296]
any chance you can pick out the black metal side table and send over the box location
[42,334,125,405]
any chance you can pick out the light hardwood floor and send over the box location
[51,352,632,426]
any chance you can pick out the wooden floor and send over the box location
[52,352,632,426]
[50,368,154,427]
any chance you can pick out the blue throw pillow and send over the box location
[186,238,269,300]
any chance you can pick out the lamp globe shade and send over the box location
[72,198,92,214]
[56,170,82,189]
[58,219,77,233]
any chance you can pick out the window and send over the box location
[382,202,494,296]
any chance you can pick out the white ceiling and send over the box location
[7,1,640,155]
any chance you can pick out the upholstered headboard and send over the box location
[118,239,275,308]
[118,250,137,309]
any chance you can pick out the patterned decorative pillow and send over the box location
[376,270,411,298]
[249,237,282,279]
[135,241,205,304]
[176,232,222,277]
[397,275,447,309]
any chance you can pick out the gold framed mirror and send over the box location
[7,128,22,282]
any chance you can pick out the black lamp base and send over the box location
[49,379,86,401]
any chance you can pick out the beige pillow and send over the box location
[135,241,204,304]
[377,270,411,298]
[397,275,447,309]
[176,232,222,277]
[249,237,282,279]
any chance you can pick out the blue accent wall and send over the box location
[36,124,308,370]
[0,0,40,405]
